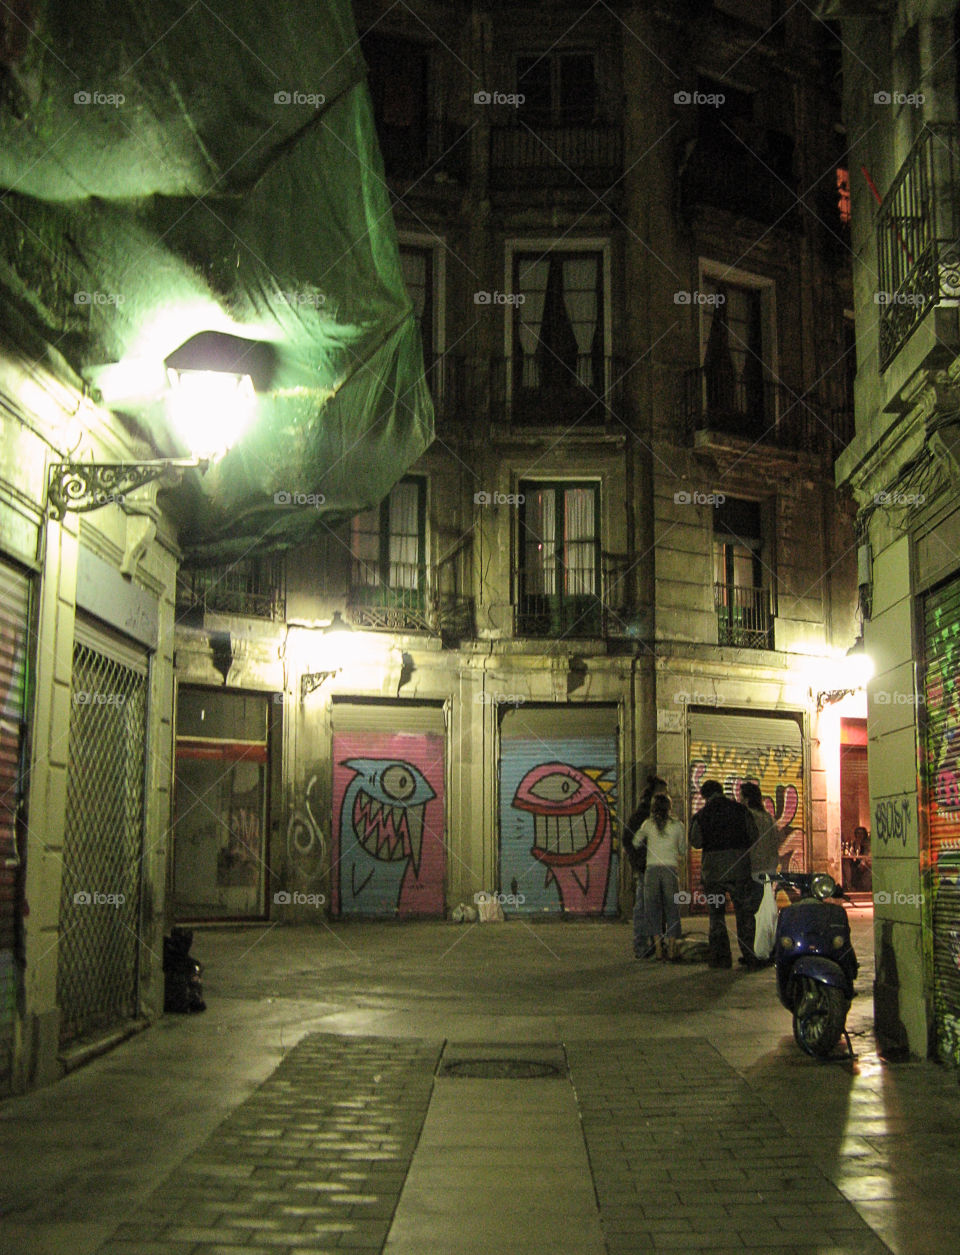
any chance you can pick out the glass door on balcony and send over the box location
[518,482,601,637]
[701,280,765,436]
[512,252,604,423]
[713,497,770,649]
[349,477,427,630]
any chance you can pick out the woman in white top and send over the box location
[637,792,686,959]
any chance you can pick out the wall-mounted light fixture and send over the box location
[814,634,874,712]
[47,331,274,519]
[300,612,353,701]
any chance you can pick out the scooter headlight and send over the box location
[811,873,837,900]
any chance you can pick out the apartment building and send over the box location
[172,1,860,927]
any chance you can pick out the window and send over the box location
[512,250,604,421]
[518,481,601,637]
[399,245,435,365]
[713,498,771,649]
[697,267,775,438]
[362,34,429,175]
[349,478,427,625]
[517,52,597,125]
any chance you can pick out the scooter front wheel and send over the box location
[792,976,848,1058]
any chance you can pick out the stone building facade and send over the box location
[173,2,861,928]
[828,0,960,1061]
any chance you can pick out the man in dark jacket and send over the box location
[690,779,761,969]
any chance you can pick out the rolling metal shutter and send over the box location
[499,704,619,917]
[923,575,960,1065]
[331,701,446,918]
[56,616,148,1046]
[687,710,806,903]
[0,561,30,1089]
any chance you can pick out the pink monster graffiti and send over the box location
[512,762,613,913]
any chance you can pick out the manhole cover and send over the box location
[441,1058,562,1079]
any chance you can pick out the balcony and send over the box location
[715,582,772,650]
[492,354,624,427]
[490,123,623,190]
[678,367,828,454]
[876,124,960,370]
[176,556,285,621]
[347,560,474,639]
[380,119,470,184]
[515,554,638,640]
[678,128,797,227]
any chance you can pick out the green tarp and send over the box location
[0,0,433,563]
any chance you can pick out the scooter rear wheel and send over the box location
[792,976,848,1058]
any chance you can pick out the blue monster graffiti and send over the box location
[337,757,436,915]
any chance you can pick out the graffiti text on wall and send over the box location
[874,795,913,847]
[689,743,804,872]
[286,768,326,885]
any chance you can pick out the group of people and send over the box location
[625,775,780,969]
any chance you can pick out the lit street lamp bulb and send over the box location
[165,368,257,459]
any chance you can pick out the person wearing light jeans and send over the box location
[639,792,686,960]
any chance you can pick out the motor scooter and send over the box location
[761,871,858,1058]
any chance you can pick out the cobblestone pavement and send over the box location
[570,1038,894,1255]
[94,1035,441,1255]
[3,914,960,1255]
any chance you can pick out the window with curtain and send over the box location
[712,497,770,648]
[350,478,425,606]
[518,482,600,636]
[700,277,766,433]
[512,251,603,418]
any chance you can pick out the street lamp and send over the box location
[300,612,354,700]
[46,331,272,519]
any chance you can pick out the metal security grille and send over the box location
[57,640,147,1046]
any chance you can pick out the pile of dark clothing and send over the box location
[163,926,206,1013]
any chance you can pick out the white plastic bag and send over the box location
[475,892,505,923]
[754,882,778,960]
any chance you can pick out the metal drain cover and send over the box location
[441,1058,562,1079]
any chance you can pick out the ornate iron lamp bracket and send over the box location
[47,458,206,519]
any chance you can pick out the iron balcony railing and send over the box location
[490,123,623,189]
[176,556,286,621]
[491,353,624,426]
[347,559,474,638]
[679,367,826,453]
[715,582,773,650]
[515,554,638,640]
[876,124,960,369]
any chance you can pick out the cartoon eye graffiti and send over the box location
[528,771,588,804]
[381,763,417,802]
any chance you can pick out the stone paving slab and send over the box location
[567,1038,896,1255]
[92,1034,441,1255]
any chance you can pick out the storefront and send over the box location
[172,689,278,920]
[331,700,446,917]
[687,708,806,895]
[498,704,619,916]
[923,574,960,1065]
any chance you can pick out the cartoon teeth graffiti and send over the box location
[512,762,616,913]
[338,758,435,914]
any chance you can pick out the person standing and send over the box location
[689,779,760,969]
[640,792,686,960]
[740,780,779,962]
[625,775,666,959]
